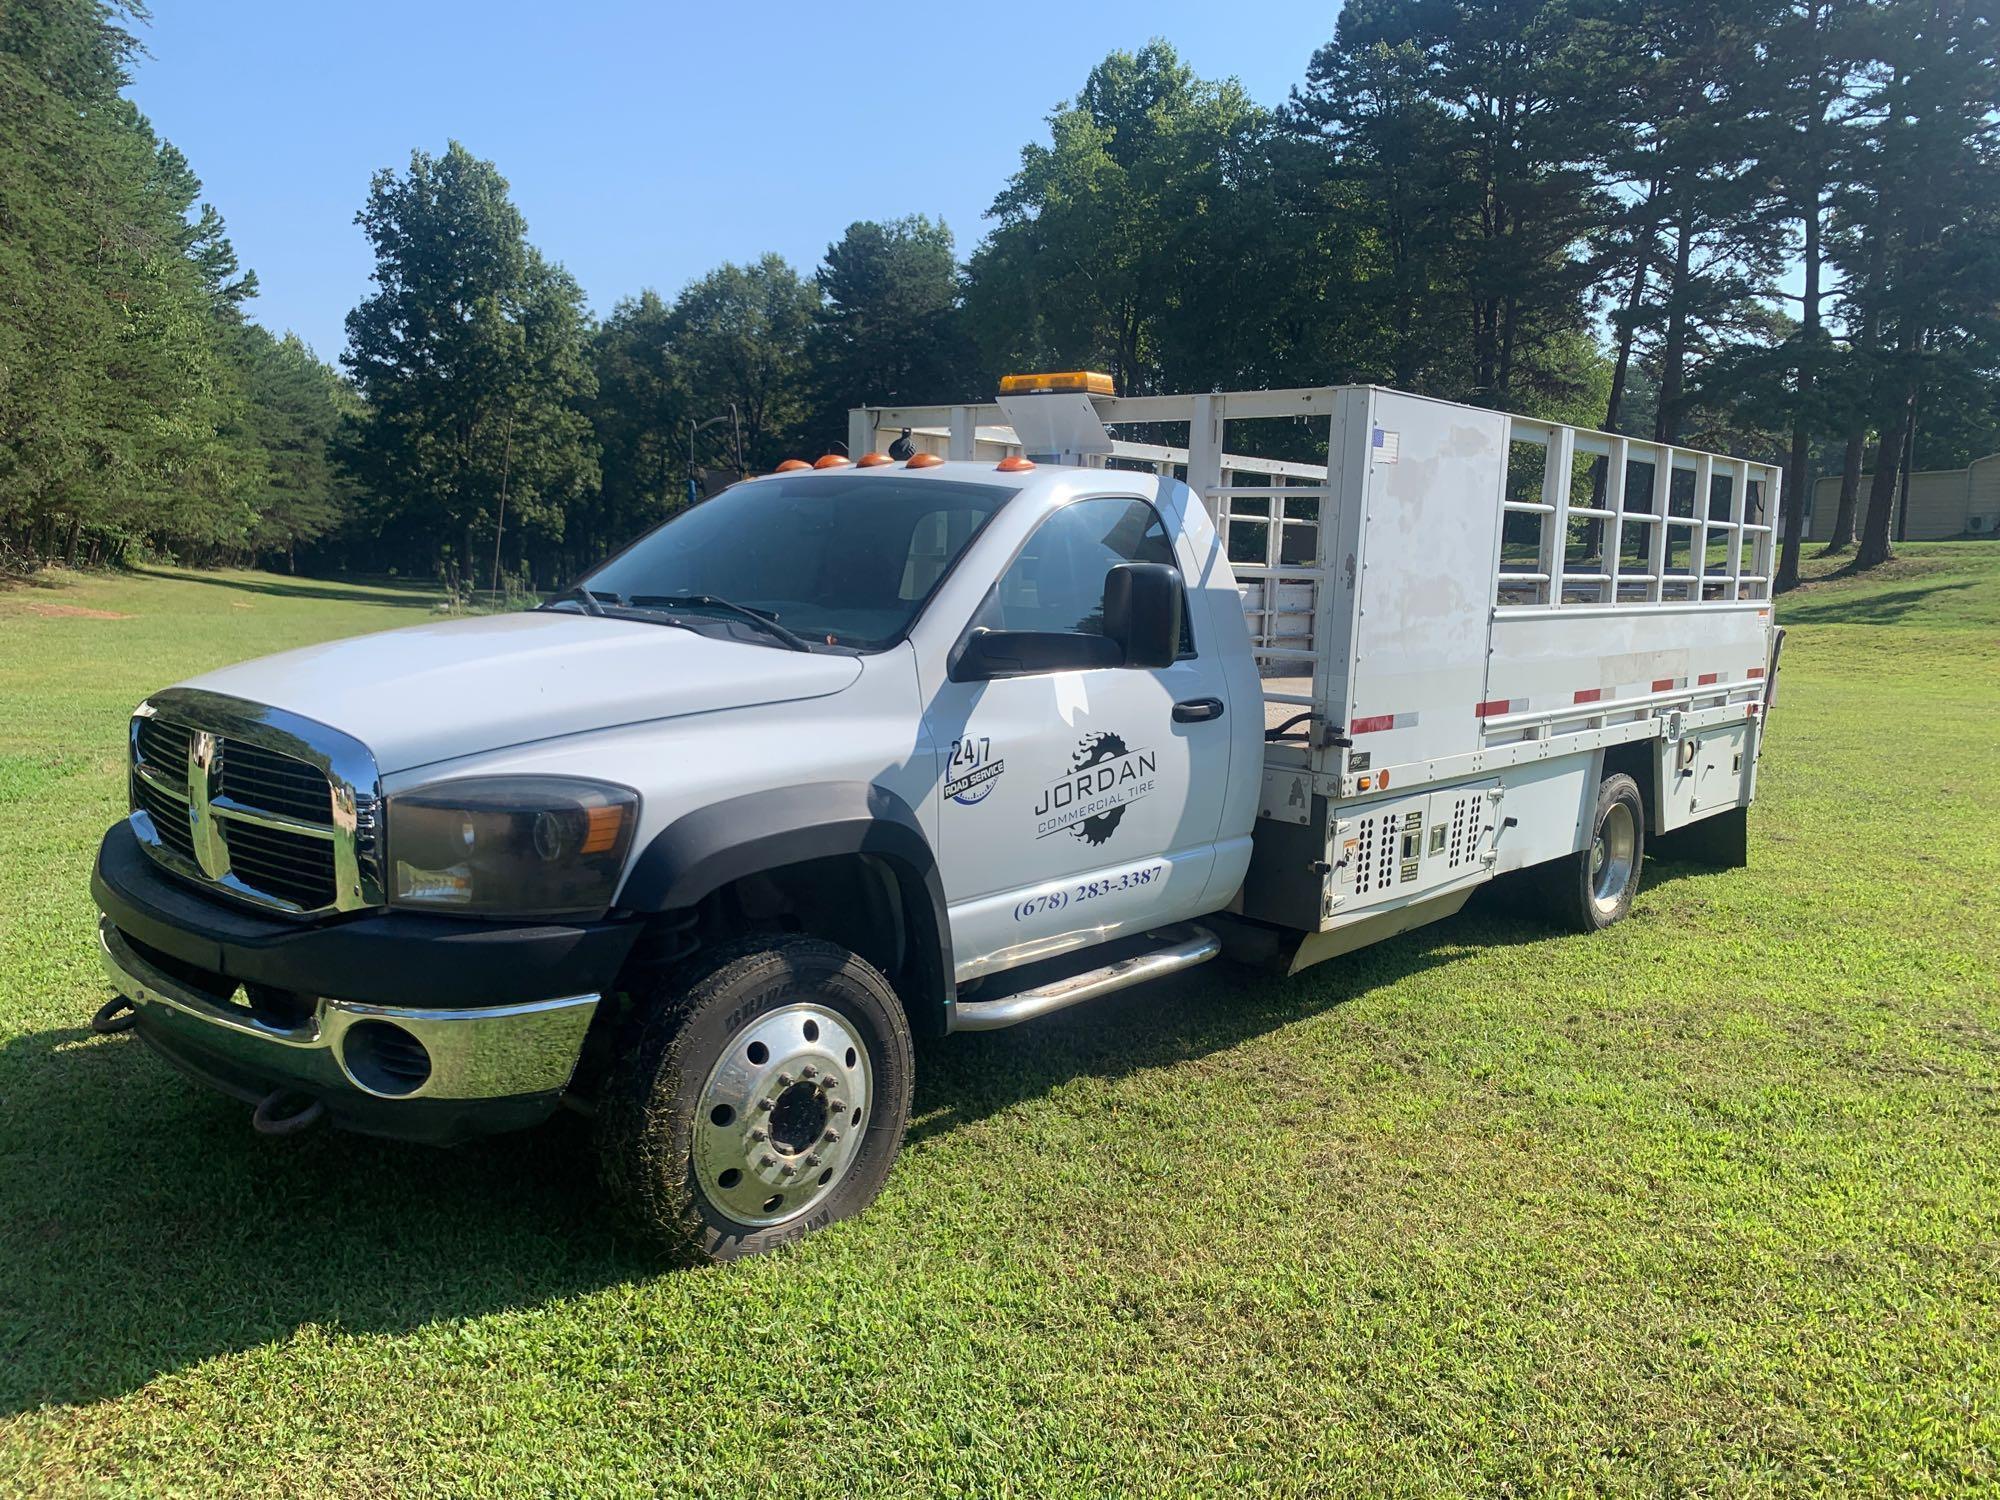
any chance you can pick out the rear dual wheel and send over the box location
[595,936,913,1262]
[1540,772,1645,932]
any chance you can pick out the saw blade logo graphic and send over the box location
[1070,731,1130,846]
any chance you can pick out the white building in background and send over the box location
[1809,452,2000,540]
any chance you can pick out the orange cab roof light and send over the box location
[855,452,894,467]
[996,455,1036,472]
[773,458,811,473]
[998,370,1117,397]
[813,453,852,469]
[905,452,946,468]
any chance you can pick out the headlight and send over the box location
[385,776,639,918]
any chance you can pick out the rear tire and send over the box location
[595,935,913,1262]
[1540,773,1645,933]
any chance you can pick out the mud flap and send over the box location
[1650,803,1748,868]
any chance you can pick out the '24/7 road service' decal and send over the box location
[945,737,1004,806]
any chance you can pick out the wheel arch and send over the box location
[1597,740,1658,837]
[616,783,953,1037]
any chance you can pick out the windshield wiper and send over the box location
[629,594,812,652]
[540,584,619,617]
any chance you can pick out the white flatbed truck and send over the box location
[91,376,1781,1260]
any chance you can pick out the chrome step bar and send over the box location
[950,924,1221,1033]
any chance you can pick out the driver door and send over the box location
[923,495,1234,982]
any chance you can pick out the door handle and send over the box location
[1173,697,1225,724]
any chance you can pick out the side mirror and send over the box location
[951,628,1124,682]
[1104,563,1181,669]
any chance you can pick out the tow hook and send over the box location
[251,1088,326,1137]
[90,997,138,1035]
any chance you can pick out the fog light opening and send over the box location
[340,1019,433,1097]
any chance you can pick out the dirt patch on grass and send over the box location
[17,602,132,619]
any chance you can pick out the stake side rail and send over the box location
[849,389,1782,808]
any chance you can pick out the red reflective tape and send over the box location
[1573,688,1603,704]
[1349,713,1397,735]
[1747,702,1761,715]
[1698,672,1719,685]
[1747,666,1765,679]
[1652,678,1677,692]
[1476,699,1514,718]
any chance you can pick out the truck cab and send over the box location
[92,377,1781,1261]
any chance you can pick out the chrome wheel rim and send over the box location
[1590,800,1638,914]
[692,1002,872,1228]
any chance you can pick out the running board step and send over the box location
[950,924,1221,1033]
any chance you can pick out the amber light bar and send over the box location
[998,370,1117,397]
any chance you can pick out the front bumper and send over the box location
[93,819,639,1144]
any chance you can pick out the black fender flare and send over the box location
[616,783,953,1035]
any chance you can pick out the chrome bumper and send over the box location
[98,917,598,1104]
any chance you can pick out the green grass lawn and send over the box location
[1,551,1996,1497]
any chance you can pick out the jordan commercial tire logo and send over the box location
[1032,730,1159,846]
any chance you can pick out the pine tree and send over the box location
[806,218,977,451]
[342,142,598,589]
[1840,0,2000,567]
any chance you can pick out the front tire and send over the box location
[595,936,913,1262]
[1541,772,1645,933]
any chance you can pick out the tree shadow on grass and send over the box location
[906,914,1485,1151]
[132,568,444,610]
[0,883,1708,1415]
[0,1021,657,1415]
[0,912,1501,1415]
[1779,578,1974,626]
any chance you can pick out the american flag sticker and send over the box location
[1372,427,1400,464]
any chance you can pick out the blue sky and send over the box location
[128,2,1343,363]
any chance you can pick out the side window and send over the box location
[977,497,1196,656]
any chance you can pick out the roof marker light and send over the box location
[905,453,945,469]
[774,459,811,473]
[996,455,1036,473]
[813,454,852,469]
[856,452,894,467]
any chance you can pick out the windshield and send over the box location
[569,474,1013,651]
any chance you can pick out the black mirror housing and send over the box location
[951,629,1124,682]
[1104,563,1181,669]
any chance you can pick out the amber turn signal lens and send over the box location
[813,454,852,469]
[579,803,627,855]
[905,453,946,468]
[996,455,1036,472]
[773,458,811,473]
[856,453,894,467]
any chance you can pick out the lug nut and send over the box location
[749,1129,766,1143]
[776,1073,792,1087]
[801,1065,817,1079]
[822,1130,840,1144]
[756,1098,773,1112]
[760,1155,775,1168]
[780,1164,796,1176]
[827,1099,844,1112]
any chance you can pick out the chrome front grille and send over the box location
[132,758,199,865]
[128,689,384,916]
[134,716,190,790]
[216,739,336,826]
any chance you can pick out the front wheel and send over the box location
[1540,772,1645,933]
[595,936,913,1262]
